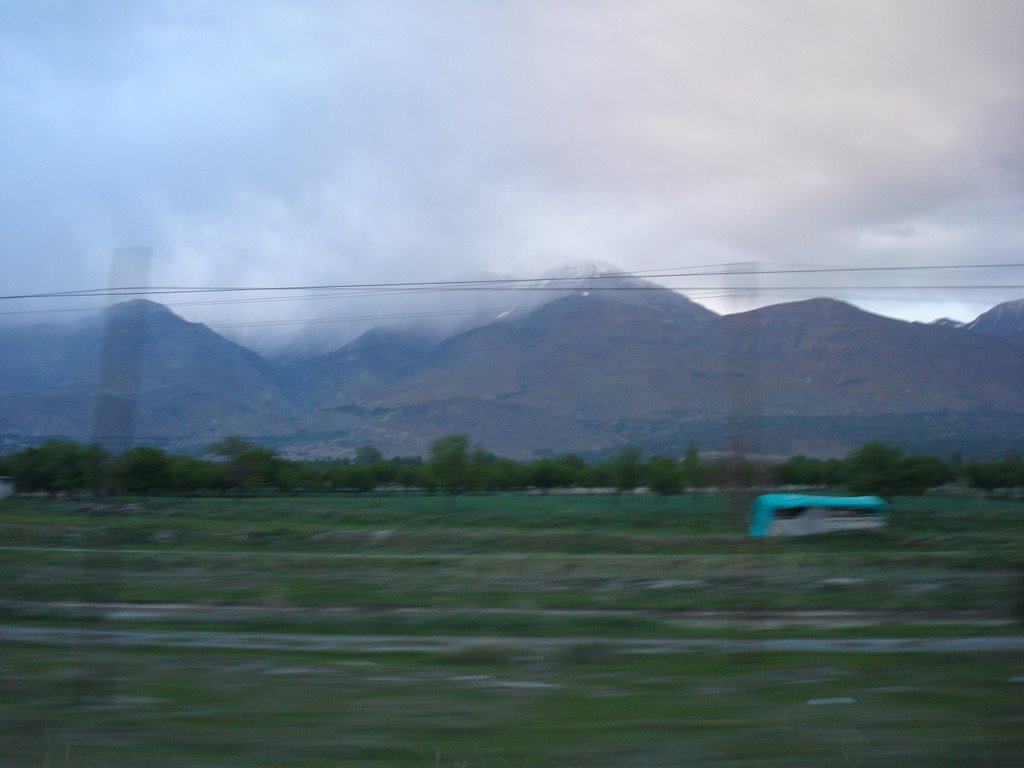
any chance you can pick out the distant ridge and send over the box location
[2,279,1023,458]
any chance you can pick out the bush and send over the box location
[9,441,109,493]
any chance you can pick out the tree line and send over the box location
[0,436,1021,497]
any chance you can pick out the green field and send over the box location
[2,493,1023,765]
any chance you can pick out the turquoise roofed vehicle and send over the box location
[749,494,887,537]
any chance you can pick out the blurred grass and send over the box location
[1,491,1020,548]
[2,642,1022,766]
[0,493,1021,616]
[1,492,1023,765]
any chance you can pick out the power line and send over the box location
[212,307,511,329]
[1,292,1013,330]
[1,283,1021,320]
[2,261,1021,301]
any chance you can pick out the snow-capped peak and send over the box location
[540,259,627,281]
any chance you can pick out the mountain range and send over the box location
[2,277,1023,459]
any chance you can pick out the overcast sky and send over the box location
[2,0,1022,341]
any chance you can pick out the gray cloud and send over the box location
[2,0,1022,340]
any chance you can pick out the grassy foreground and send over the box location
[1,492,1022,765]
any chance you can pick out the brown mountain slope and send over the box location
[295,293,1024,457]
[726,298,1024,415]
[345,289,723,421]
